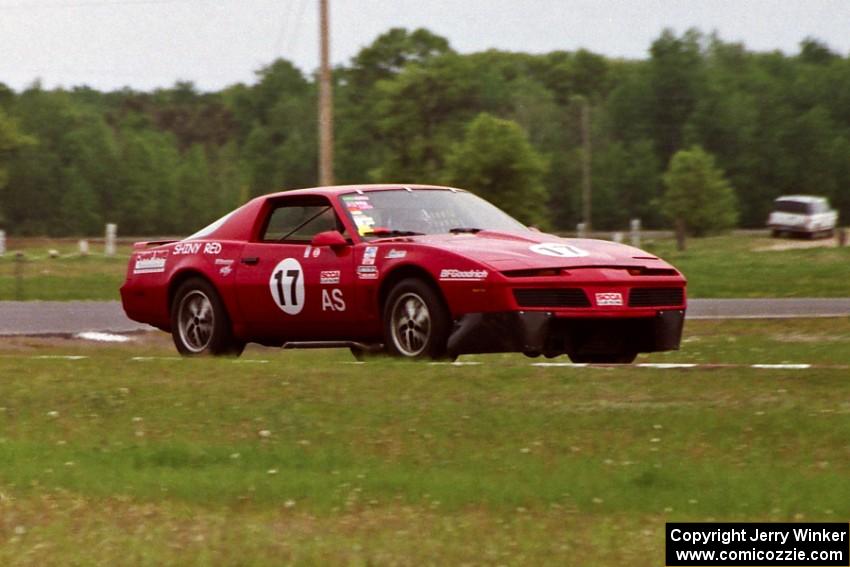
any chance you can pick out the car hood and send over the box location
[398,230,674,271]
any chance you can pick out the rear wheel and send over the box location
[383,279,451,360]
[568,352,637,364]
[171,278,245,357]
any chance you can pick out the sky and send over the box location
[0,0,848,92]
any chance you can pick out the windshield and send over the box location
[340,189,528,238]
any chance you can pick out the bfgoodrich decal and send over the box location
[133,251,168,274]
[439,269,488,281]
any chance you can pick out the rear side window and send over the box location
[774,200,810,214]
[261,199,346,243]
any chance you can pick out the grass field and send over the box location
[1,318,849,565]
[0,240,131,301]
[1,233,849,301]
[643,234,850,298]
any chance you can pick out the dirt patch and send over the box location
[772,332,847,344]
[0,331,169,353]
[753,238,838,252]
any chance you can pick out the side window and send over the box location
[262,201,346,243]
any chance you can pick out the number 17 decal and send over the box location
[269,258,305,314]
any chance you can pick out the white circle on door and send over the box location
[529,243,590,258]
[269,258,305,314]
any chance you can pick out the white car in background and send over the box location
[767,195,838,238]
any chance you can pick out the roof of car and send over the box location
[774,194,828,203]
[263,184,463,199]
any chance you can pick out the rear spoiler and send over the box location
[133,240,178,250]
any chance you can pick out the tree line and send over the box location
[0,27,848,236]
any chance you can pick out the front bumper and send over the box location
[447,310,685,357]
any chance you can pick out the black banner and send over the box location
[666,523,849,566]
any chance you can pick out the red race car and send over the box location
[121,184,686,363]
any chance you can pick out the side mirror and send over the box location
[311,230,348,248]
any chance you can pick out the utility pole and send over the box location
[579,96,592,232]
[318,0,334,186]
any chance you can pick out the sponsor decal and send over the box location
[529,243,590,258]
[362,246,378,265]
[344,199,373,210]
[320,270,341,285]
[385,249,407,259]
[173,242,201,255]
[322,289,346,311]
[357,265,379,280]
[352,213,376,234]
[133,250,168,274]
[269,258,305,315]
[439,268,489,281]
[215,259,234,276]
[173,241,222,255]
[595,292,623,306]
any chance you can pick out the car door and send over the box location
[235,196,355,342]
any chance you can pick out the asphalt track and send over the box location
[1,298,850,336]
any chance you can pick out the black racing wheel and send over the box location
[170,277,245,357]
[383,278,451,360]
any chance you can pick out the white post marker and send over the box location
[79,239,89,256]
[612,231,623,243]
[0,230,5,256]
[105,223,117,257]
[630,218,641,248]
[577,222,587,238]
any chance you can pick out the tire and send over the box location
[170,277,245,357]
[568,352,637,364]
[383,278,451,360]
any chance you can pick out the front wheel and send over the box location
[383,279,451,359]
[171,278,245,356]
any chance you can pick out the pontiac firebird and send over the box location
[120,184,687,363]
